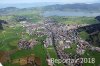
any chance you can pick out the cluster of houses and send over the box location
[44,37,53,47]
[43,22,93,66]
[76,39,89,55]
[43,23,77,66]
[20,21,43,35]
[44,23,78,49]
[18,19,100,66]
[18,39,37,49]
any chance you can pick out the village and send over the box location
[17,18,100,66]
[0,18,100,66]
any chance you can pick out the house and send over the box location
[45,37,53,47]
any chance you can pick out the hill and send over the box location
[42,3,100,12]
[1,3,100,15]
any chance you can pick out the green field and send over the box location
[47,47,64,66]
[83,49,100,66]
[64,43,77,55]
[0,27,24,51]
[0,26,48,66]
[48,16,99,24]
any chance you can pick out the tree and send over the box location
[0,20,7,30]
[95,16,100,22]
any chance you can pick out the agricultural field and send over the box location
[48,16,99,25]
[0,25,48,66]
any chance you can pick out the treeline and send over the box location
[78,23,100,47]
[0,20,7,30]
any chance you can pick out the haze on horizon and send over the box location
[0,0,100,4]
[0,0,100,8]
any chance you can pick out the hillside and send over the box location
[1,3,100,15]
[42,3,100,12]
[78,23,100,47]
